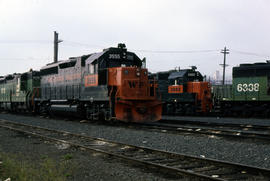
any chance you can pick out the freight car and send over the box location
[150,66,212,115]
[212,61,270,117]
[0,44,162,123]
[0,71,40,112]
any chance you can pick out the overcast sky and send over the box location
[0,0,269,79]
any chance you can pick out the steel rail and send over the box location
[0,119,270,180]
[161,117,270,131]
[139,122,270,141]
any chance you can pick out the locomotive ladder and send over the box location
[0,119,269,180]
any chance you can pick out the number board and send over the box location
[109,54,121,59]
[236,83,259,92]
[232,76,269,101]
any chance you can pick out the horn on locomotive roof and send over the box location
[142,57,146,68]
[118,43,126,49]
[191,66,197,70]
[174,67,180,71]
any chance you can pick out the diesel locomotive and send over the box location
[0,71,40,112]
[151,61,270,118]
[0,44,162,122]
[212,61,270,117]
[2,42,270,119]
[150,66,212,115]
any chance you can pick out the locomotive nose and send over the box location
[136,107,147,114]
[114,101,162,122]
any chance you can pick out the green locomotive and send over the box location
[0,70,40,112]
[213,61,270,117]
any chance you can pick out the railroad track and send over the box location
[161,118,270,132]
[138,121,270,142]
[3,112,270,142]
[0,119,270,180]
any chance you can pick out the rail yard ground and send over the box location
[0,125,172,181]
[0,113,270,180]
[162,115,270,126]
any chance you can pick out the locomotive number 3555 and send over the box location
[237,83,260,92]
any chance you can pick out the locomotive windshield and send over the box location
[85,44,142,71]
[108,52,140,68]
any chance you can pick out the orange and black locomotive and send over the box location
[150,66,212,115]
[39,44,162,122]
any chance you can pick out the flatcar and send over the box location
[212,61,270,117]
[151,66,212,115]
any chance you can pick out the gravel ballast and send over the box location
[163,115,270,126]
[0,127,185,181]
[0,113,270,170]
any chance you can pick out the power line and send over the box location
[64,41,105,49]
[0,57,51,61]
[0,40,219,53]
[132,49,219,54]
[0,39,269,57]
[230,49,270,58]
[0,40,51,44]
[63,42,219,54]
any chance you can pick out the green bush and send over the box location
[0,152,75,181]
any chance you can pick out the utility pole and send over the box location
[220,47,229,85]
[53,31,63,63]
